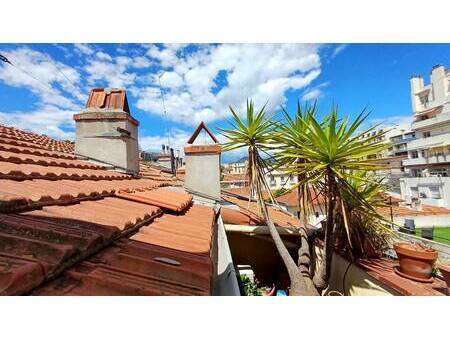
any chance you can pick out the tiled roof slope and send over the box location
[222,195,300,228]
[0,124,74,153]
[0,124,216,296]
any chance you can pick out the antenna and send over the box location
[158,72,171,147]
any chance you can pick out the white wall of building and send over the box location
[401,65,450,208]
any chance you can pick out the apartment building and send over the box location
[358,126,413,192]
[267,169,298,190]
[400,64,450,207]
[223,159,248,174]
[221,160,298,191]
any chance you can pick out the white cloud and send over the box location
[369,114,413,131]
[74,43,95,55]
[140,128,191,154]
[139,127,247,162]
[138,43,322,125]
[0,105,76,140]
[85,58,137,88]
[95,51,112,61]
[302,82,329,101]
[132,56,151,68]
[0,47,84,108]
[331,44,348,58]
[302,88,322,101]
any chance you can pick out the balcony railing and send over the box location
[413,108,449,129]
[404,153,450,166]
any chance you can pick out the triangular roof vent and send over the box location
[187,121,219,144]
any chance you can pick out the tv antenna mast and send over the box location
[158,72,171,147]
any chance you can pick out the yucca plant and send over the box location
[219,100,318,296]
[335,171,394,258]
[275,106,392,290]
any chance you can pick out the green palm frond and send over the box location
[219,100,278,206]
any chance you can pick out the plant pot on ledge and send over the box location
[438,264,450,294]
[393,242,438,283]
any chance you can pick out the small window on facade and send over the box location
[423,131,431,138]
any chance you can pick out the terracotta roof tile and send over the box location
[0,121,217,296]
[221,173,248,182]
[0,125,74,153]
[221,207,259,225]
[222,195,300,228]
[30,202,216,296]
[0,161,130,181]
[117,188,193,212]
[0,150,104,169]
[377,204,450,217]
[23,198,162,231]
[0,141,76,160]
[131,205,215,255]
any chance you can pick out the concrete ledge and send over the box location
[74,112,139,126]
[184,144,222,154]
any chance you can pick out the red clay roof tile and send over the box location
[0,161,130,181]
[117,188,193,212]
[0,121,217,296]
[223,195,300,228]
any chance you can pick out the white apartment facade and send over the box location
[223,160,247,174]
[267,169,298,190]
[358,126,413,192]
[221,160,299,191]
[400,64,450,207]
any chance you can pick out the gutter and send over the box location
[213,215,241,295]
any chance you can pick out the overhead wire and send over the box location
[34,44,84,101]
[0,47,86,106]
[0,52,55,93]
[158,72,171,147]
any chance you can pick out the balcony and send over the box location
[407,133,450,151]
[404,153,450,166]
[412,106,448,130]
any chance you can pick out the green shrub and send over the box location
[240,275,262,296]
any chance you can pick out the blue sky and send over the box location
[0,43,449,161]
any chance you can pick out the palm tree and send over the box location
[221,100,392,295]
[275,106,392,290]
[219,100,318,296]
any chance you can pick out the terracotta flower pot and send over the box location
[393,242,438,283]
[439,264,450,293]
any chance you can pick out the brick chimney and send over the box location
[73,88,139,174]
[184,122,221,202]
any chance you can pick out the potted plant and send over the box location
[393,242,438,282]
[438,264,450,293]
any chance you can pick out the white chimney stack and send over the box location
[73,88,139,175]
[184,122,221,202]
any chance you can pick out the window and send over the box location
[423,131,431,138]
[411,150,419,159]
[289,175,294,182]
[270,175,275,186]
[411,169,423,177]
[280,176,285,183]
[429,168,448,177]
[420,94,429,106]
[430,186,441,199]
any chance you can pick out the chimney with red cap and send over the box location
[73,88,139,175]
